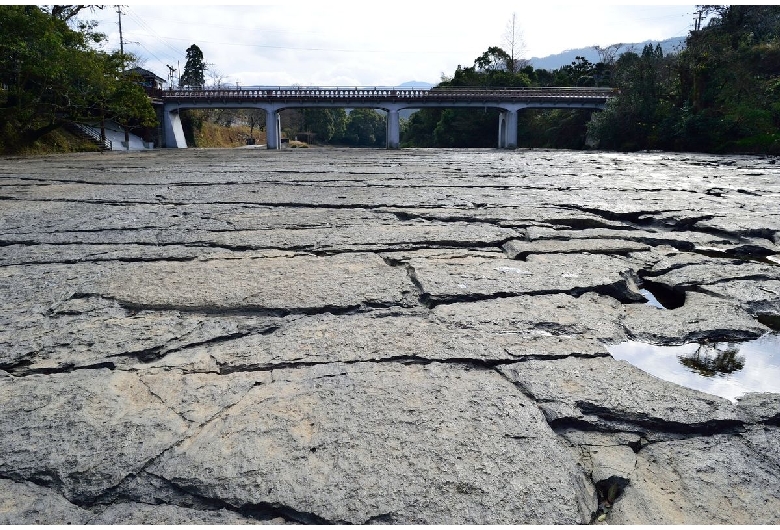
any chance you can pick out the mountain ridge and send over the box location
[400,36,687,87]
[528,36,687,70]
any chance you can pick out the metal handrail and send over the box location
[71,123,112,151]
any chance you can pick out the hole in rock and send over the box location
[694,247,778,265]
[757,314,780,332]
[608,334,780,401]
[639,289,665,309]
[639,281,685,309]
[595,476,629,521]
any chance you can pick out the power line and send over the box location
[128,32,470,55]
[124,8,183,58]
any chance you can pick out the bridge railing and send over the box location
[156,86,616,102]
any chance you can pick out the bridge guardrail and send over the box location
[155,86,617,102]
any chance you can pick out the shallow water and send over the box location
[608,334,780,401]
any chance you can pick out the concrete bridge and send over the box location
[157,86,616,149]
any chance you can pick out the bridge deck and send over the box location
[157,86,616,104]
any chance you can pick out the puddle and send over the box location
[608,334,780,401]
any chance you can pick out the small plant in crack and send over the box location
[594,476,629,522]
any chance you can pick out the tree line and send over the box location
[403,5,780,154]
[3,5,779,154]
[589,5,780,153]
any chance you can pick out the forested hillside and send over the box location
[403,5,780,154]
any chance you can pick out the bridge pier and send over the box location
[498,108,519,149]
[265,109,281,149]
[161,106,187,148]
[386,108,401,149]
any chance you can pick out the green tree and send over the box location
[300,108,347,143]
[475,46,512,72]
[667,5,780,152]
[0,5,156,152]
[402,46,531,147]
[340,109,386,146]
[180,44,206,88]
[108,73,158,144]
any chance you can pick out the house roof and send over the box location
[125,67,166,83]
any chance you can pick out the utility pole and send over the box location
[116,6,124,61]
[166,64,176,89]
[693,8,704,32]
[116,6,129,148]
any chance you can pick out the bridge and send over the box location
[157,86,616,149]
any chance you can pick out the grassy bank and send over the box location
[190,122,267,148]
[1,127,102,156]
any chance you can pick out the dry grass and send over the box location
[193,123,267,148]
[1,127,101,156]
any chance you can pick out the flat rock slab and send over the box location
[503,238,650,259]
[622,291,771,344]
[431,293,628,344]
[609,430,780,524]
[0,479,92,525]
[0,295,274,374]
[149,361,595,524]
[0,252,411,315]
[498,356,742,433]
[158,307,610,374]
[0,479,284,525]
[408,252,644,304]
[90,252,411,311]
[0,369,190,502]
[1,149,779,524]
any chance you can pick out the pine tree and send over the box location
[180,44,205,88]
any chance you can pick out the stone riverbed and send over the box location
[1,147,779,524]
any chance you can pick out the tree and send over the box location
[593,43,623,66]
[107,73,158,145]
[475,46,512,72]
[0,5,157,152]
[244,109,265,140]
[43,5,104,23]
[502,12,527,72]
[300,108,346,143]
[206,68,227,89]
[340,109,386,146]
[179,44,205,88]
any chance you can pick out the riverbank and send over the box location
[1,148,778,524]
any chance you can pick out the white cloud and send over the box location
[89,3,699,87]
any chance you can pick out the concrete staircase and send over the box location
[66,123,113,151]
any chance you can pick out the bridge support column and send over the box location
[498,109,518,149]
[265,109,281,149]
[386,108,400,149]
[162,107,187,148]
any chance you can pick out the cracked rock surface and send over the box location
[1,148,779,524]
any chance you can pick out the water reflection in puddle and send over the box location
[639,289,665,309]
[608,334,780,401]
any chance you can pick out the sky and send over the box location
[83,3,703,88]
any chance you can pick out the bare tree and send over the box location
[502,12,527,72]
[206,68,227,89]
[593,43,624,65]
[245,110,265,140]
